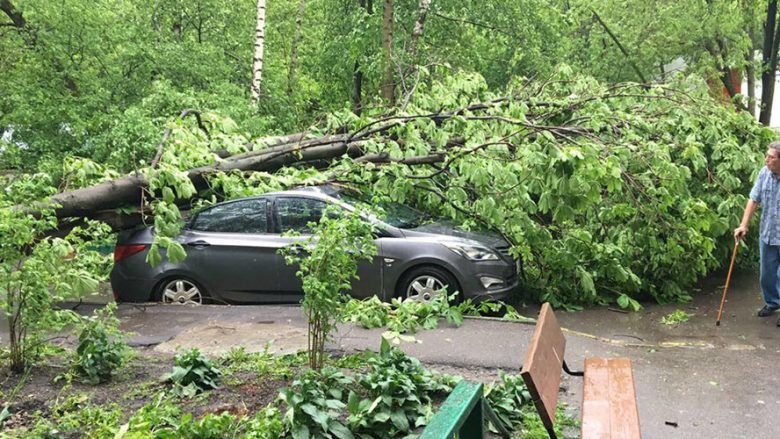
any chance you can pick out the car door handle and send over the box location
[187,240,211,248]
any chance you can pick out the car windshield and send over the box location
[336,191,426,229]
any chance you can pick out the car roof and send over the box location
[262,184,344,199]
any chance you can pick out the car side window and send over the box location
[191,199,269,233]
[276,197,327,234]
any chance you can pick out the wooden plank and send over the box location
[520,303,566,434]
[582,358,611,439]
[582,358,641,439]
[420,380,484,439]
[607,358,641,439]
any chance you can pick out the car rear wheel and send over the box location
[399,266,461,304]
[158,278,207,305]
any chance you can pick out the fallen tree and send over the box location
[9,70,773,307]
[43,91,578,226]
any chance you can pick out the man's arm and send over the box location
[734,199,759,240]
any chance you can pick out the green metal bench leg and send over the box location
[459,395,484,438]
[420,381,485,439]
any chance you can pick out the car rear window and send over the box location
[191,199,269,233]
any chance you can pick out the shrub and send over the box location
[164,349,222,397]
[71,303,129,384]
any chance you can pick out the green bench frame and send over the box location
[419,380,511,439]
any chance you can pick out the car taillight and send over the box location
[113,244,147,262]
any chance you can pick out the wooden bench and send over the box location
[521,302,641,439]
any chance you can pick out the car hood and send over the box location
[403,221,509,249]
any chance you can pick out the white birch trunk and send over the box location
[251,0,267,106]
[288,0,307,96]
[410,0,431,56]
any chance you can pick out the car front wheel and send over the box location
[158,278,207,305]
[398,266,461,304]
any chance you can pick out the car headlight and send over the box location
[442,242,499,261]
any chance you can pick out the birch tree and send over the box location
[287,0,307,97]
[251,0,267,106]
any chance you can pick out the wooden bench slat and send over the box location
[582,358,611,438]
[606,358,640,439]
[520,303,566,435]
[582,357,641,439]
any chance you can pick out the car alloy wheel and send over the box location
[399,266,461,304]
[160,279,203,305]
[405,274,446,303]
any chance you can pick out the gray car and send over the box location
[110,185,519,305]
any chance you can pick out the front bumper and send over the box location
[468,277,520,303]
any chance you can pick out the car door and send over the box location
[182,197,285,303]
[273,196,383,300]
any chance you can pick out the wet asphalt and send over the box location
[1,270,778,438]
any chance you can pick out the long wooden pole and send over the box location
[716,239,740,326]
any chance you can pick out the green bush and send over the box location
[163,349,222,397]
[278,367,355,439]
[349,338,452,438]
[71,303,129,384]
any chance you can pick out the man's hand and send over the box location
[734,225,748,240]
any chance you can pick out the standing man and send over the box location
[735,141,780,323]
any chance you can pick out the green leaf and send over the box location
[328,422,355,439]
[72,275,99,295]
[617,294,630,309]
[390,409,410,432]
[380,333,391,355]
[167,242,187,263]
[162,187,175,203]
[292,424,311,439]
[146,244,162,267]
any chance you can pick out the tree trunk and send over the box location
[287,0,307,97]
[745,64,756,117]
[409,0,431,58]
[381,0,395,105]
[759,0,780,125]
[746,1,759,117]
[747,52,757,117]
[250,0,267,107]
[353,0,373,114]
[352,60,364,115]
[400,0,432,108]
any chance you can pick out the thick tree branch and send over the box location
[0,0,25,29]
